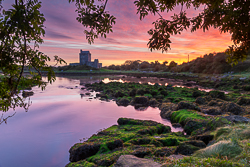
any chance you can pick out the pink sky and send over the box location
[2,0,233,66]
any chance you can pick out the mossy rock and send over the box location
[208,91,225,100]
[174,142,201,155]
[69,143,100,162]
[117,118,161,126]
[220,102,245,115]
[116,98,130,106]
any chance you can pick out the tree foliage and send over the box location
[69,0,250,65]
[0,0,66,112]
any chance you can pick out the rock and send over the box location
[69,143,100,162]
[22,91,34,97]
[148,98,159,107]
[191,135,214,145]
[177,101,200,111]
[117,118,161,126]
[208,91,225,100]
[174,142,200,155]
[114,155,162,167]
[192,91,202,98]
[131,147,152,158]
[114,91,125,98]
[129,89,137,96]
[172,123,182,128]
[223,115,250,123]
[133,96,149,106]
[200,106,222,115]
[239,77,246,81]
[220,102,245,115]
[208,100,218,106]
[159,102,177,119]
[116,98,130,106]
[184,140,206,148]
[184,120,207,135]
[106,139,124,150]
[195,97,206,105]
[136,89,145,96]
[236,96,250,105]
[154,147,174,157]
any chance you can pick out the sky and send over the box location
[2,0,233,66]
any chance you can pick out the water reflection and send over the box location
[0,75,200,167]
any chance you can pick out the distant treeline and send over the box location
[106,60,177,72]
[106,52,250,74]
[173,52,250,74]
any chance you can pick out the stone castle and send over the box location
[70,50,102,68]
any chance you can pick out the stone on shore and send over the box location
[114,155,162,167]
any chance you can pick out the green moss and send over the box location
[171,109,208,125]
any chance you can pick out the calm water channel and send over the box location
[0,75,196,167]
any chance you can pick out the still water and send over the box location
[0,75,185,167]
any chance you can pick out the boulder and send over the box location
[116,98,130,106]
[69,143,100,162]
[208,91,225,100]
[184,140,206,148]
[184,120,207,135]
[220,102,245,115]
[148,98,159,107]
[190,134,214,145]
[131,147,152,158]
[133,96,149,106]
[200,106,222,115]
[154,147,174,157]
[114,91,125,98]
[106,139,124,150]
[159,102,177,119]
[172,123,182,128]
[177,101,200,111]
[223,115,250,123]
[195,97,206,105]
[192,91,202,98]
[22,91,34,98]
[114,155,162,167]
[236,96,250,105]
[174,142,200,155]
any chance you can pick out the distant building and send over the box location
[69,50,102,68]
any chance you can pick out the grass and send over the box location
[194,140,243,159]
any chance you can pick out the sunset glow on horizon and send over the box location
[2,0,233,66]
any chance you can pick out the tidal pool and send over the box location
[0,75,184,167]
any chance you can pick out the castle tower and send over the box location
[79,50,91,65]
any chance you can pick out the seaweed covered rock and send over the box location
[195,96,206,105]
[177,101,200,111]
[236,96,250,105]
[116,98,130,106]
[159,102,177,119]
[154,147,175,157]
[190,134,214,145]
[148,98,159,107]
[200,106,222,115]
[184,120,207,135]
[220,102,245,115]
[174,142,201,155]
[69,143,100,162]
[133,96,149,106]
[208,90,225,100]
[118,118,162,126]
[222,115,250,123]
